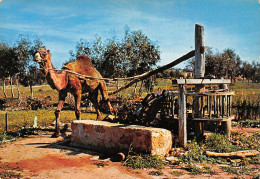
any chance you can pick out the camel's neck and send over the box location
[43,59,68,91]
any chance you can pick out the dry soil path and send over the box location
[0,134,150,179]
[0,128,259,179]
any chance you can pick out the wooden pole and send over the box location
[178,85,187,146]
[5,112,8,132]
[195,24,205,78]
[110,50,195,95]
[194,24,206,143]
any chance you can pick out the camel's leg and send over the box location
[74,91,81,120]
[52,90,67,138]
[99,81,114,115]
[89,89,102,120]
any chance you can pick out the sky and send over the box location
[0,0,259,69]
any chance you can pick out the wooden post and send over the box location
[195,24,205,78]
[224,119,232,138]
[5,112,8,132]
[194,24,206,143]
[178,85,187,146]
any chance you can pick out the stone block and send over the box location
[71,120,172,156]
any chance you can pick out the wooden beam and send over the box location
[195,24,205,78]
[173,79,231,85]
[110,50,195,95]
[178,85,187,147]
[192,115,234,121]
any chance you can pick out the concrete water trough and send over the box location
[71,120,172,156]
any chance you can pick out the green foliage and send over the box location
[0,109,103,133]
[123,155,165,169]
[0,171,20,178]
[205,133,236,153]
[185,165,217,175]
[181,140,206,163]
[94,161,108,168]
[149,170,163,176]
[230,131,260,151]
[234,119,260,128]
[186,164,203,175]
[0,133,19,145]
[221,166,252,175]
[68,26,160,78]
[171,170,184,176]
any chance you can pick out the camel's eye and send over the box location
[41,52,47,58]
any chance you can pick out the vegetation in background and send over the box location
[67,26,160,78]
[233,119,260,128]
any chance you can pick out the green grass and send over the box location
[0,109,105,133]
[123,155,165,169]
[229,81,260,106]
[171,170,184,177]
[233,119,260,128]
[0,79,259,132]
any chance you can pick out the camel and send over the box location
[34,48,114,137]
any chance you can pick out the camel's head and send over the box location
[34,48,51,64]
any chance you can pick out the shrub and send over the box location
[181,140,206,163]
[123,155,165,169]
[205,133,236,153]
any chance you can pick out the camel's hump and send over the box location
[63,55,102,77]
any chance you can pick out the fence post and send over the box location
[5,112,8,132]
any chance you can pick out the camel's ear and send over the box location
[47,49,50,54]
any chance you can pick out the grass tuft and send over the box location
[123,155,165,169]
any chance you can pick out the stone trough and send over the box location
[71,120,172,156]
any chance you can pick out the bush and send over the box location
[181,140,206,163]
[205,133,236,153]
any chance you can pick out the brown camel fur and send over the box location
[34,48,114,137]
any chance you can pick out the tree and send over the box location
[186,47,242,80]
[68,27,161,78]
[0,42,18,97]
[121,27,160,77]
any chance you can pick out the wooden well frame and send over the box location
[170,24,235,146]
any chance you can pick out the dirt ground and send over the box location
[0,127,259,179]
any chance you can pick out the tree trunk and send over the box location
[17,79,21,99]
[10,76,14,98]
[30,81,33,97]
[3,78,7,98]
[133,82,137,94]
[139,80,143,95]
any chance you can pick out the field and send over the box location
[0,80,259,178]
[0,80,259,133]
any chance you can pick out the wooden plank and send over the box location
[185,91,235,96]
[174,79,231,85]
[192,115,234,121]
[178,85,187,147]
